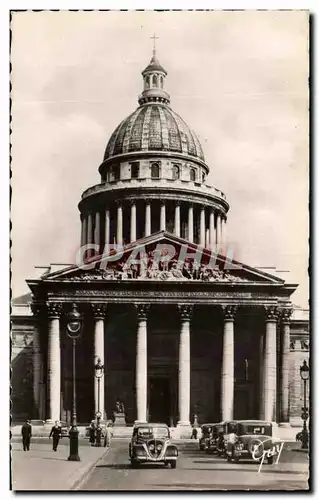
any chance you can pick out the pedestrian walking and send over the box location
[49,421,62,451]
[104,421,113,447]
[88,420,96,446]
[21,419,32,451]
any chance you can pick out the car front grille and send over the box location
[147,439,164,458]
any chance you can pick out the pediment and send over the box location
[42,231,285,285]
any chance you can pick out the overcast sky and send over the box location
[10,10,309,307]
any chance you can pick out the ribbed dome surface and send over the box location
[103,104,205,162]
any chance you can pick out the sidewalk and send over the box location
[11,442,108,491]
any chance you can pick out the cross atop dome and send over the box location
[151,33,159,56]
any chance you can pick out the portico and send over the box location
[28,232,296,428]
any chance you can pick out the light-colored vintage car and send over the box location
[225,420,275,464]
[129,423,178,468]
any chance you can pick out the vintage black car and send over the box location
[199,423,215,451]
[129,423,178,468]
[225,420,275,464]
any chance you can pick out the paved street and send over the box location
[11,442,107,491]
[80,440,309,491]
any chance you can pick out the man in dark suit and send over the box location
[21,420,32,451]
[49,421,62,451]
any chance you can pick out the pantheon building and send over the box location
[11,48,309,433]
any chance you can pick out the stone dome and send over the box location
[103,103,205,162]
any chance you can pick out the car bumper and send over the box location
[229,450,253,459]
[134,456,177,462]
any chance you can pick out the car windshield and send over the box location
[238,424,272,436]
[137,427,169,438]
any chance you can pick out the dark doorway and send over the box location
[148,377,171,425]
[234,386,252,419]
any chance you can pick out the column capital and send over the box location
[129,199,136,207]
[222,305,237,321]
[135,304,150,320]
[175,200,181,207]
[46,302,63,318]
[280,307,293,324]
[92,303,107,319]
[116,200,123,208]
[264,305,279,322]
[178,304,193,321]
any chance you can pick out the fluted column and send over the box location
[221,305,237,421]
[222,217,227,245]
[81,215,87,247]
[46,303,62,423]
[130,201,137,242]
[95,211,101,250]
[105,209,110,246]
[31,304,42,419]
[92,304,107,420]
[200,206,205,247]
[160,201,166,231]
[87,212,94,257]
[135,305,149,423]
[145,202,151,237]
[259,332,264,419]
[188,205,194,243]
[279,308,292,425]
[174,202,181,237]
[216,213,222,245]
[263,306,278,422]
[177,305,192,429]
[209,210,215,249]
[116,203,123,245]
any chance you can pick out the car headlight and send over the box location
[156,444,163,451]
[149,444,155,451]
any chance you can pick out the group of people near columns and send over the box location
[88,420,113,447]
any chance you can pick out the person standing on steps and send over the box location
[21,419,32,451]
[49,421,62,451]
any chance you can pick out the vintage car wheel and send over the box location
[226,455,232,462]
[170,461,177,469]
[267,456,274,465]
[130,459,139,469]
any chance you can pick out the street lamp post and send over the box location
[300,360,309,451]
[66,303,83,461]
[94,357,104,447]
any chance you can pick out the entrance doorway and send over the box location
[148,377,171,425]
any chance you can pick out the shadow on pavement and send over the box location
[96,463,172,470]
[150,484,308,490]
[184,467,308,475]
[96,463,132,470]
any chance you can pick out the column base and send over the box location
[278,422,291,428]
[176,422,192,439]
[45,419,57,425]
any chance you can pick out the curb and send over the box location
[71,446,110,491]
